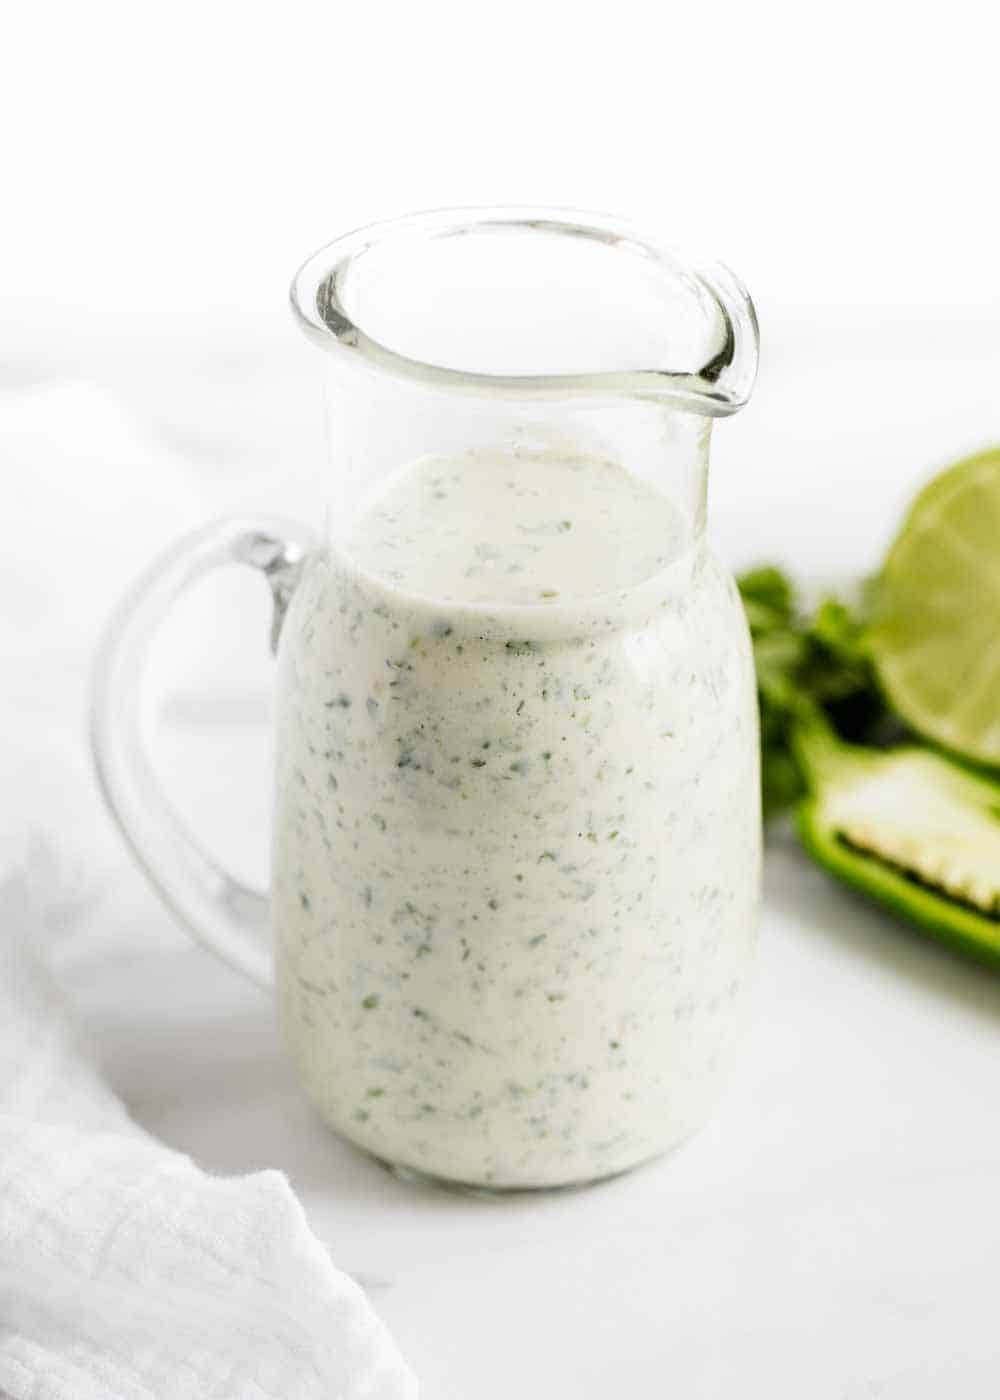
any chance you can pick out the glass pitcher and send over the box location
[92,207,761,1191]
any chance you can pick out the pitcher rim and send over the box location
[290,205,758,416]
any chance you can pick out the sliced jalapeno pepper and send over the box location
[793,720,1000,967]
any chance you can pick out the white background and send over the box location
[5,4,1000,1398]
[5,0,1000,339]
[5,1,1000,570]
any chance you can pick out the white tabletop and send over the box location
[27,329,1000,1399]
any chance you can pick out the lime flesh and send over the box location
[869,448,1000,767]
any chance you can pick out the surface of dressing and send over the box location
[273,451,760,1188]
[345,451,687,606]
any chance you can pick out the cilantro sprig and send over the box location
[737,567,898,817]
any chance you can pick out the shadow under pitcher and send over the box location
[92,208,762,1190]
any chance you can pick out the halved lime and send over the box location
[868,447,1000,767]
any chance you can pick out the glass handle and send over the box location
[90,517,318,990]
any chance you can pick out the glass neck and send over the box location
[321,356,711,547]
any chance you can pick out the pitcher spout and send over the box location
[656,257,760,416]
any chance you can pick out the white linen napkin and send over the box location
[0,382,417,1400]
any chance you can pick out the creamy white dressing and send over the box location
[272,450,760,1189]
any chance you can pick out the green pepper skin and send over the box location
[793,722,1000,969]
